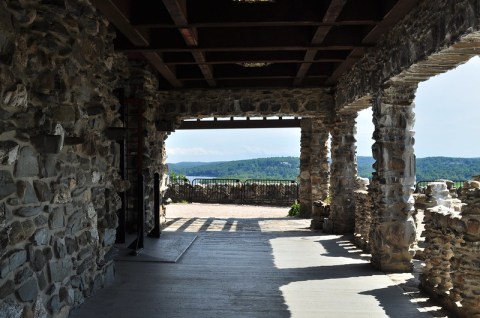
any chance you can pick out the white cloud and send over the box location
[168,147,221,156]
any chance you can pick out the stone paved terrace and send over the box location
[70,204,448,318]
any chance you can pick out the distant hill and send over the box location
[168,156,480,181]
[168,157,299,180]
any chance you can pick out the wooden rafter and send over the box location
[91,0,182,88]
[294,0,347,86]
[162,0,216,87]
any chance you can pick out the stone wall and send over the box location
[126,63,169,234]
[368,84,417,272]
[336,0,480,110]
[159,87,335,121]
[328,112,357,233]
[299,118,330,217]
[354,178,372,251]
[420,180,480,317]
[0,1,128,316]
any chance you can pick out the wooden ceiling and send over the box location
[92,0,418,90]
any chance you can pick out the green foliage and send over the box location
[168,157,300,180]
[288,201,300,217]
[169,156,480,182]
[169,171,188,183]
[324,195,332,205]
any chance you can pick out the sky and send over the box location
[166,56,480,163]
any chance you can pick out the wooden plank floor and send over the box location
[70,209,437,318]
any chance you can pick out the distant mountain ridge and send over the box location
[168,156,480,181]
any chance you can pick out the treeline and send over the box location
[168,156,480,181]
[168,157,299,180]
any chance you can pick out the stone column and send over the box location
[369,84,417,272]
[329,112,358,233]
[299,118,313,217]
[310,118,330,204]
[299,118,330,218]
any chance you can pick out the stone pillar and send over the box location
[299,118,313,217]
[369,84,417,272]
[310,118,330,203]
[299,118,330,218]
[329,112,357,233]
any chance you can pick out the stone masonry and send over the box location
[328,112,357,233]
[336,1,480,111]
[420,180,480,318]
[369,84,417,272]
[0,0,129,316]
[354,177,372,251]
[299,118,330,217]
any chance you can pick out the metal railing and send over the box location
[243,179,298,205]
[165,178,299,206]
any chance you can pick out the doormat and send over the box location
[114,232,197,263]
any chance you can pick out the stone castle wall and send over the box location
[0,1,133,316]
[419,180,480,317]
[159,87,334,122]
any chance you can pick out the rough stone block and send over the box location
[0,298,23,318]
[31,135,63,154]
[33,180,53,202]
[39,154,57,178]
[14,146,39,178]
[0,202,12,226]
[32,249,46,272]
[9,220,36,245]
[48,259,73,283]
[52,105,76,123]
[16,180,39,204]
[0,141,19,165]
[0,279,14,298]
[0,249,27,279]
[66,212,83,236]
[14,266,33,285]
[0,170,16,200]
[15,206,42,217]
[48,294,61,313]
[49,207,65,230]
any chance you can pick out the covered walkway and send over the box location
[70,204,444,318]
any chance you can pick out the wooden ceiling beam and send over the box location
[162,0,216,87]
[294,0,348,86]
[166,59,345,65]
[131,20,380,28]
[326,0,419,84]
[118,45,371,53]
[91,0,182,88]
